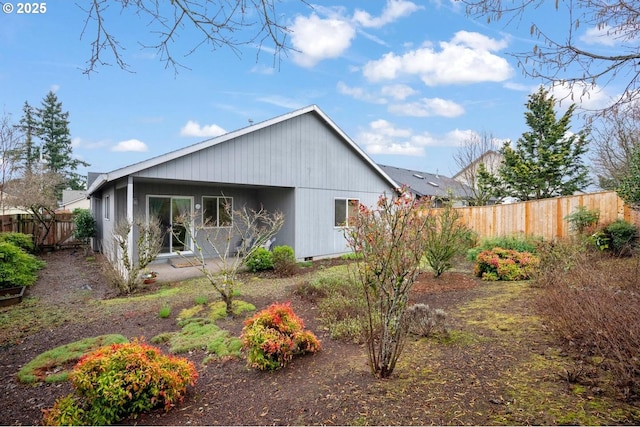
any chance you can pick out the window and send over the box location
[202,196,233,227]
[104,195,110,220]
[334,198,359,227]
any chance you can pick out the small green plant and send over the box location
[340,252,363,260]
[474,247,539,281]
[158,304,171,318]
[272,245,298,276]
[0,232,34,253]
[0,241,45,289]
[208,300,255,321]
[194,295,208,305]
[42,339,197,426]
[467,234,541,262]
[241,302,321,371]
[244,247,274,272]
[564,206,600,235]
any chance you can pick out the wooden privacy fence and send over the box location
[452,191,639,241]
[0,213,79,249]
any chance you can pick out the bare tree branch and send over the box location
[462,0,640,114]
[78,0,298,74]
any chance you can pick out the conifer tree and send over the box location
[617,145,640,209]
[35,91,89,191]
[491,87,590,201]
[17,101,39,174]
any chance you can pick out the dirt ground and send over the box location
[0,250,634,425]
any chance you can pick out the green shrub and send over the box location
[245,247,273,272]
[603,219,638,256]
[0,232,34,253]
[42,340,198,425]
[241,302,321,371]
[0,241,45,289]
[467,234,541,262]
[422,204,472,277]
[296,267,369,343]
[474,247,539,281]
[73,208,97,254]
[272,245,297,276]
[564,206,600,235]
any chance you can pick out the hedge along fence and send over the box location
[453,191,639,241]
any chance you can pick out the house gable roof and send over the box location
[378,164,471,199]
[88,105,398,194]
[452,149,501,181]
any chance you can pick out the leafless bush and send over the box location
[403,304,448,337]
[536,243,640,399]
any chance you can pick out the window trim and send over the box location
[202,196,233,228]
[334,198,359,228]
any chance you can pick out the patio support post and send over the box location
[127,176,134,266]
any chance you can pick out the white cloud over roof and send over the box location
[111,139,148,152]
[291,14,356,67]
[356,119,477,155]
[180,120,227,138]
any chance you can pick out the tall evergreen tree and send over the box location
[617,145,640,209]
[35,91,89,191]
[17,101,39,174]
[491,87,590,201]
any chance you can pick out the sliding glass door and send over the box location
[148,196,193,254]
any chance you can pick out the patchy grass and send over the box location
[152,317,242,360]
[208,300,256,320]
[17,334,128,384]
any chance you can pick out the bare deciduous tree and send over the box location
[0,113,22,226]
[5,170,63,250]
[462,0,640,113]
[591,106,640,189]
[79,0,299,74]
[174,204,284,317]
[344,189,433,378]
[112,216,164,294]
[453,131,503,206]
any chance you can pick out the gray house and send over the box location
[87,105,399,266]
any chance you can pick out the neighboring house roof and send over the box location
[87,105,399,195]
[58,190,89,212]
[378,165,471,199]
[0,191,31,215]
[452,150,502,183]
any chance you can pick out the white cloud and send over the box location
[388,97,464,117]
[111,139,148,152]
[579,25,619,47]
[337,81,387,104]
[353,0,422,28]
[381,84,417,100]
[50,84,60,93]
[257,95,305,109]
[180,120,227,138]
[547,81,614,111]
[290,13,356,67]
[362,31,513,86]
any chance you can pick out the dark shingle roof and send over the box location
[378,164,471,199]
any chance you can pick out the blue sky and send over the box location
[0,0,621,181]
